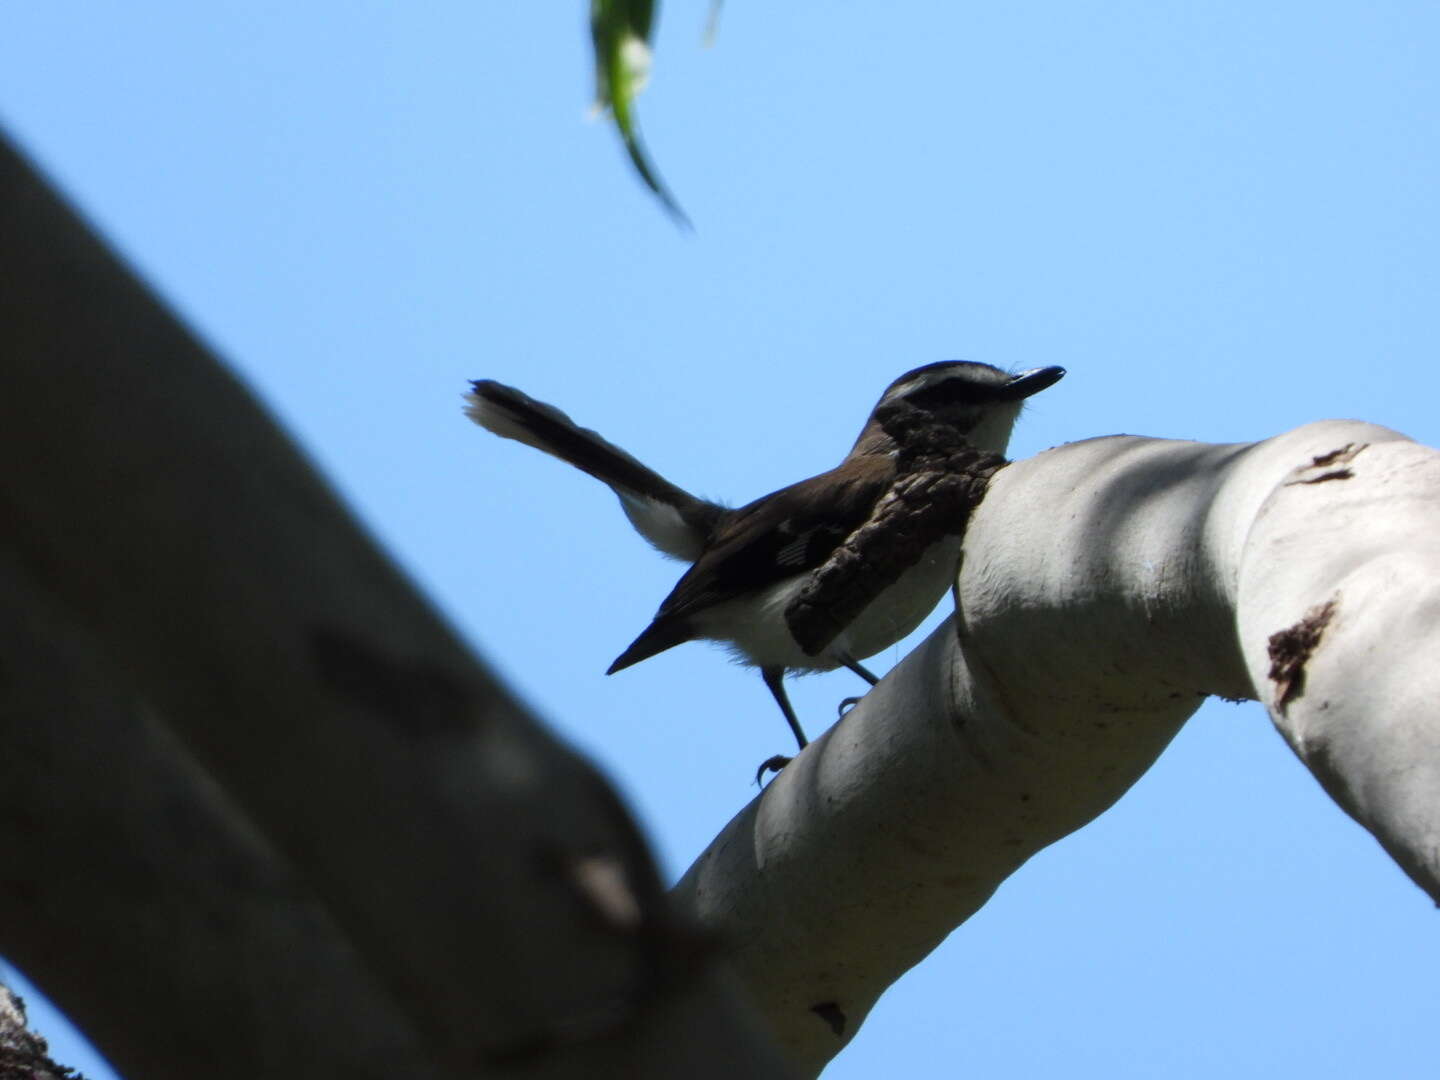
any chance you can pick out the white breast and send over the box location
[690,535,964,673]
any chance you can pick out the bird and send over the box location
[465,361,1064,761]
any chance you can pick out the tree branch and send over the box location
[0,130,788,1078]
[676,420,1426,1076]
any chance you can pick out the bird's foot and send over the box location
[837,695,864,716]
[754,755,792,784]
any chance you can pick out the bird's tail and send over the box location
[607,616,694,675]
[466,380,722,560]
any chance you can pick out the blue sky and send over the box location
[3,3,1438,1077]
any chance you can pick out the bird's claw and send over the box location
[837,695,863,716]
[754,754,792,784]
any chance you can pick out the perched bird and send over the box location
[466,361,1064,757]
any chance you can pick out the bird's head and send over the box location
[854,361,1065,457]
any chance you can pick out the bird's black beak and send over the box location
[1001,365,1066,401]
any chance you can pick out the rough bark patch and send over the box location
[0,988,84,1080]
[1266,599,1338,712]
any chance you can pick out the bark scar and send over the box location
[1266,598,1338,712]
[1310,443,1365,468]
[1283,443,1367,486]
[1285,467,1353,486]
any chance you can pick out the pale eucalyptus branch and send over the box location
[676,420,1430,1076]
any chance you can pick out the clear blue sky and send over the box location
[3,4,1438,1077]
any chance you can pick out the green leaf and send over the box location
[590,0,690,227]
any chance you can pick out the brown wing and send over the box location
[607,456,895,672]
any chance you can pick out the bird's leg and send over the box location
[835,653,880,714]
[837,655,880,685]
[762,666,808,749]
[754,666,806,783]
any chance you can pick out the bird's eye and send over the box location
[906,378,1001,410]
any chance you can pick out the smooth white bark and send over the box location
[677,419,1429,1076]
[1236,435,1440,899]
